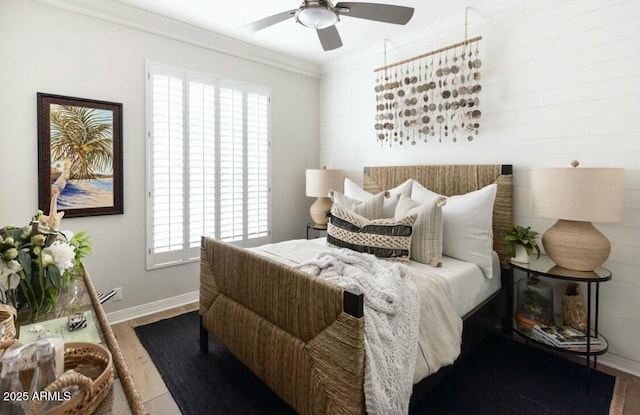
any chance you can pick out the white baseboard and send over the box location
[598,353,640,378]
[106,290,198,325]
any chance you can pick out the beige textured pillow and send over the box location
[344,178,413,218]
[394,194,446,266]
[327,204,416,261]
[330,190,387,220]
[411,181,498,278]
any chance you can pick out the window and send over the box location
[146,62,270,269]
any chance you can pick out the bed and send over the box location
[199,164,513,415]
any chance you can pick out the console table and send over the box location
[509,256,611,393]
[26,268,148,415]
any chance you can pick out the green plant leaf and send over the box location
[47,265,62,290]
[18,250,32,276]
[505,224,541,258]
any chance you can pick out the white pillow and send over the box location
[330,190,385,220]
[411,181,498,278]
[394,194,446,267]
[344,178,413,218]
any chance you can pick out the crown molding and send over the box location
[34,0,321,79]
[320,0,546,76]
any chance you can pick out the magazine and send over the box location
[531,329,606,352]
[533,324,601,347]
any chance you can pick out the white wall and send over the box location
[0,0,320,315]
[320,0,640,372]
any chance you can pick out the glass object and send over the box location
[515,274,554,329]
[27,339,59,413]
[36,333,65,378]
[56,276,80,314]
[0,346,26,415]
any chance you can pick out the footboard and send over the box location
[199,236,365,415]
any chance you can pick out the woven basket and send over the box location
[27,342,114,415]
[561,283,587,332]
[0,304,17,351]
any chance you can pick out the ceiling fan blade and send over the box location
[335,2,414,25]
[242,9,296,32]
[317,26,343,51]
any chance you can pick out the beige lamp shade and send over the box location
[531,166,624,222]
[306,168,343,226]
[305,168,343,197]
[531,162,624,271]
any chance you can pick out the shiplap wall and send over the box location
[320,0,640,373]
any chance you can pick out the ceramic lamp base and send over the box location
[310,197,331,226]
[542,219,610,271]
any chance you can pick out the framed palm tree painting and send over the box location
[37,93,123,217]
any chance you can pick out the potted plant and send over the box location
[505,225,541,264]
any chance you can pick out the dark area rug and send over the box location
[135,311,618,415]
[411,332,617,415]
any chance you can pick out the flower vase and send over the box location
[16,303,40,325]
[55,277,80,315]
[512,245,529,264]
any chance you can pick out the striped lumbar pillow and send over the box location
[327,204,416,260]
[330,190,387,220]
[344,177,413,218]
[394,194,446,267]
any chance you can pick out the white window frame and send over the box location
[145,61,271,270]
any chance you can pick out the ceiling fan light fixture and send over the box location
[295,5,339,29]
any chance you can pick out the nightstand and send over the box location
[306,222,327,239]
[509,255,611,393]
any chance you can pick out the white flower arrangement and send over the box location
[0,211,91,321]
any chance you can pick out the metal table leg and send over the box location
[586,282,592,394]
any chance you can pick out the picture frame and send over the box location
[37,93,123,218]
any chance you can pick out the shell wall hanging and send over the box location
[373,35,483,146]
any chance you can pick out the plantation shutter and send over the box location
[219,87,244,242]
[147,63,271,269]
[149,67,185,266]
[246,93,269,239]
[188,79,217,254]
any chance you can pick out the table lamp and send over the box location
[306,167,343,226]
[531,161,624,271]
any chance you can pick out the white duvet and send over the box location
[250,239,463,384]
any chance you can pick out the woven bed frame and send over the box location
[199,164,513,415]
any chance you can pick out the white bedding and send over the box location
[410,252,501,317]
[249,238,500,384]
[251,237,500,318]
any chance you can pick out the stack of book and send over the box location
[532,324,605,352]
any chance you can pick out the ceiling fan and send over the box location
[243,1,415,51]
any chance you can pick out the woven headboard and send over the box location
[362,164,513,269]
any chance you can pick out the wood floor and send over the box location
[112,303,639,415]
[111,302,198,415]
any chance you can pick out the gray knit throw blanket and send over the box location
[298,249,420,415]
